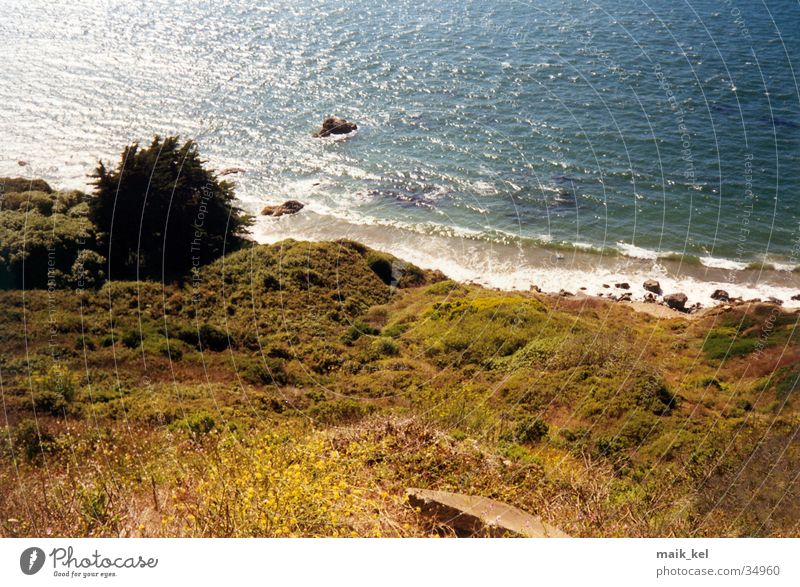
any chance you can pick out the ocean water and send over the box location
[1,0,799,304]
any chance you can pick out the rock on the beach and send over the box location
[615,282,630,290]
[313,116,358,137]
[767,296,784,306]
[261,200,305,217]
[406,488,568,538]
[618,292,632,302]
[558,289,574,297]
[710,289,730,302]
[643,279,661,294]
[644,293,658,304]
[664,292,688,311]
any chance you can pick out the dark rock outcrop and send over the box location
[313,116,358,138]
[643,279,661,294]
[710,289,730,302]
[767,296,784,306]
[664,292,688,311]
[792,294,800,301]
[406,488,568,538]
[261,200,305,217]
[615,282,630,290]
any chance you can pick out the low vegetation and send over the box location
[1,238,798,537]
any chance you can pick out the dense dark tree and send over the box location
[90,136,252,281]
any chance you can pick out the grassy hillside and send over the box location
[1,239,798,537]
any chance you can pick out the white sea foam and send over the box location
[252,212,800,309]
[698,256,748,270]
[616,242,662,260]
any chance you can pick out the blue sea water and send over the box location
[1,0,799,292]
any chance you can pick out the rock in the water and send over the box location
[313,116,358,137]
[615,282,630,290]
[219,167,245,176]
[710,289,730,302]
[792,294,800,301]
[261,200,304,217]
[643,279,661,294]
[767,296,784,306]
[664,292,688,311]
[406,488,568,538]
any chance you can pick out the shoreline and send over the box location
[251,209,800,312]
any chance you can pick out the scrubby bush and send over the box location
[635,372,678,415]
[343,321,379,343]
[121,330,141,349]
[12,419,57,461]
[509,417,549,444]
[90,136,253,281]
[172,412,216,439]
[372,337,399,357]
[31,364,78,415]
[198,324,230,351]
[0,188,98,289]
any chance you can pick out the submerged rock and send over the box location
[406,488,568,538]
[219,167,245,176]
[710,289,730,302]
[664,292,688,311]
[261,200,304,217]
[313,116,358,137]
[643,279,661,294]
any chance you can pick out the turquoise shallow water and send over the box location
[1,0,799,272]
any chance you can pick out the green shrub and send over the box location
[121,330,141,349]
[158,340,183,361]
[172,412,216,439]
[90,136,253,281]
[372,337,399,356]
[31,364,78,415]
[198,324,230,352]
[635,372,678,415]
[240,358,288,386]
[343,321,379,343]
[12,419,57,461]
[509,417,549,444]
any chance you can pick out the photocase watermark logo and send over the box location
[20,547,46,575]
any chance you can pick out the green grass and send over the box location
[0,238,799,537]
